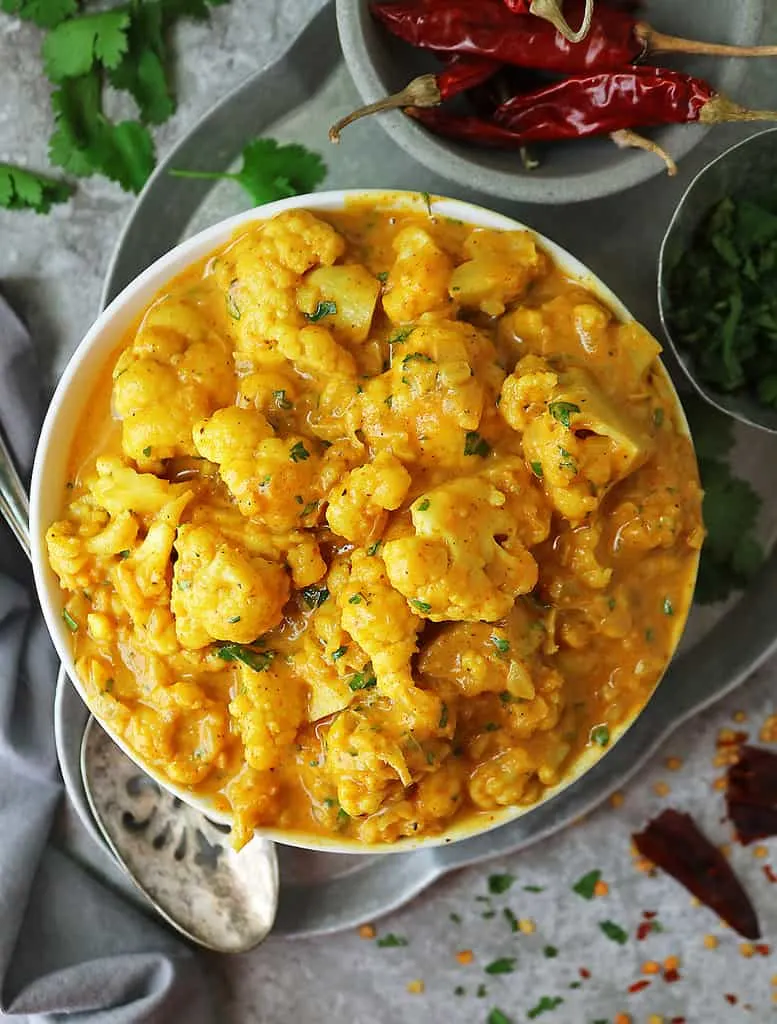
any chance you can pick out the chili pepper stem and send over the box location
[638,24,777,59]
[701,96,777,125]
[610,130,677,177]
[329,74,441,143]
[529,0,593,44]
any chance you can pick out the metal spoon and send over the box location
[0,425,279,952]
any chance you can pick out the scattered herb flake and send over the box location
[366,540,381,556]
[417,498,430,512]
[548,401,580,428]
[62,608,78,632]
[273,389,293,409]
[410,598,432,614]
[227,615,241,624]
[332,645,348,661]
[527,996,564,1020]
[488,873,516,895]
[503,907,519,932]
[663,597,674,616]
[289,441,310,462]
[485,958,516,975]
[491,635,510,655]
[388,327,414,346]
[572,870,601,900]
[225,291,241,319]
[402,352,434,366]
[348,593,363,605]
[217,644,275,673]
[117,549,130,560]
[464,430,491,457]
[376,270,389,283]
[142,446,152,456]
[590,725,610,747]
[301,585,329,609]
[439,703,449,729]
[376,933,408,948]
[300,500,319,517]
[530,461,544,478]
[349,671,377,692]
[450,912,462,924]
[653,407,665,427]
[599,920,629,945]
[543,945,559,958]
[304,300,336,322]
[523,885,545,893]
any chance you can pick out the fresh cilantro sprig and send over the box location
[170,138,327,205]
[0,163,72,212]
[1,0,75,28]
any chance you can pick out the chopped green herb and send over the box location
[217,644,275,673]
[568,981,582,990]
[273,389,293,409]
[142,446,152,457]
[590,725,610,747]
[366,540,382,556]
[376,933,408,948]
[653,407,665,427]
[663,596,674,616]
[289,441,310,462]
[62,609,78,632]
[0,163,72,213]
[476,984,488,998]
[572,869,601,900]
[336,807,349,825]
[481,909,496,920]
[488,873,515,895]
[388,327,414,346]
[484,722,499,732]
[454,985,466,997]
[301,585,329,609]
[349,671,377,692]
[402,352,434,366]
[485,958,516,975]
[227,615,241,624]
[439,703,449,729]
[490,635,510,655]
[420,190,432,215]
[103,677,114,693]
[450,912,462,924]
[117,549,130,560]
[543,945,559,959]
[599,920,628,945]
[645,627,655,642]
[527,996,564,1020]
[332,645,348,661]
[558,447,577,473]
[487,1011,512,1024]
[226,291,241,320]
[384,394,393,409]
[530,461,544,478]
[503,907,519,932]
[417,498,430,511]
[607,596,616,610]
[323,797,336,808]
[499,691,524,705]
[376,270,389,283]
[304,300,337,322]
[348,593,363,605]
[523,885,545,893]
[410,598,432,614]
[548,401,580,428]
[464,430,491,457]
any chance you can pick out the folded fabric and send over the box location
[0,289,217,1023]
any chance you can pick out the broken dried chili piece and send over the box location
[632,808,760,940]
[726,745,777,845]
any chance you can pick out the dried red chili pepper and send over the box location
[726,745,777,845]
[501,0,594,43]
[633,809,761,940]
[372,0,777,74]
[406,107,677,173]
[494,67,777,140]
[329,55,499,142]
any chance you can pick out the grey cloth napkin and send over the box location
[0,291,218,1023]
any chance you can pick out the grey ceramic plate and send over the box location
[55,1,777,939]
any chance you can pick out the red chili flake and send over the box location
[642,910,657,920]
[664,969,681,983]
[636,922,653,941]
[578,968,591,980]
[727,746,777,845]
[628,980,651,994]
[632,809,761,940]
[755,943,771,956]
[671,1018,686,1023]
[764,865,777,884]
[725,994,738,1006]
[718,730,749,747]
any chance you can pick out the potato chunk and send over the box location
[298,264,381,344]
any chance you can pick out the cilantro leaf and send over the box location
[1,0,75,28]
[488,873,515,895]
[487,1011,512,1024]
[216,644,275,673]
[108,0,174,125]
[170,138,326,205]
[484,957,516,975]
[49,73,155,192]
[43,11,131,81]
[572,869,601,899]
[599,920,628,944]
[0,163,72,213]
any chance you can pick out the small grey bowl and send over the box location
[335,0,764,205]
[658,127,777,434]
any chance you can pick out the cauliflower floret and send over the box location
[88,457,193,519]
[468,747,535,809]
[383,477,538,623]
[449,228,546,316]
[229,660,305,772]
[324,709,410,817]
[112,295,235,464]
[276,324,356,380]
[498,355,559,433]
[326,452,411,546]
[171,524,289,649]
[214,210,345,360]
[382,226,454,323]
[193,407,323,532]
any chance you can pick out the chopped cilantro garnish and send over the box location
[304,300,337,323]
[332,645,348,661]
[289,441,310,462]
[62,608,78,632]
[376,270,389,283]
[227,615,241,624]
[527,996,564,1020]
[117,549,130,560]
[645,627,655,642]
[439,702,449,729]
[273,389,293,409]
[653,407,665,427]
[523,885,545,893]
[410,598,431,614]
[662,596,674,616]
[402,352,434,366]
[142,446,151,457]
[348,593,363,605]
[300,500,319,517]
[572,869,601,900]
[301,585,329,609]
[503,907,519,932]
[0,163,72,213]
[366,540,382,556]
[388,327,414,345]
[487,1011,512,1024]
[420,190,432,215]
[548,401,580,428]
[384,394,393,409]
[225,291,241,320]
[491,635,510,655]
[171,138,326,206]
[349,671,377,692]
[417,498,430,511]
[464,430,491,457]
[599,920,628,945]
[485,958,515,975]
[336,807,349,825]
[376,933,408,948]
[590,725,610,747]
[543,945,558,958]
[488,873,515,895]
[450,912,462,924]
[476,984,488,998]
[217,644,275,673]
[530,461,544,478]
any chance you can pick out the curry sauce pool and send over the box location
[46,198,703,847]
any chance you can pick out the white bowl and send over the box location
[30,189,696,853]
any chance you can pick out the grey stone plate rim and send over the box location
[53,0,777,939]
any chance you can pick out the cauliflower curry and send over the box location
[46,198,703,847]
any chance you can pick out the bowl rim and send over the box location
[657,125,777,435]
[335,0,725,205]
[31,187,697,854]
